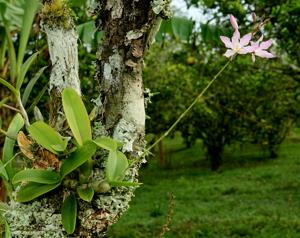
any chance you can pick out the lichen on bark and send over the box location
[41,0,81,127]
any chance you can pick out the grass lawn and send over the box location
[108,133,300,238]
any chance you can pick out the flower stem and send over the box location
[2,104,21,113]
[144,59,233,155]
[17,93,30,127]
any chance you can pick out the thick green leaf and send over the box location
[105,150,128,182]
[60,141,96,179]
[79,159,93,178]
[16,0,40,73]
[62,88,92,146]
[2,113,24,179]
[22,66,47,106]
[0,160,8,181]
[16,182,60,202]
[62,193,77,234]
[12,169,61,185]
[93,136,118,151]
[109,180,141,187]
[77,187,94,202]
[28,121,68,154]
[16,51,39,90]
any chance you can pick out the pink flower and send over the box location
[230,15,239,31]
[220,32,252,57]
[220,15,252,58]
[220,14,275,62]
[248,36,275,62]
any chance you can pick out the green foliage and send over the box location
[0,77,17,96]
[16,0,40,74]
[16,52,39,91]
[0,0,40,84]
[12,169,61,185]
[93,136,119,151]
[62,88,92,146]
[156,17,194,43]
[16,182,60,203]
[60,141,96,179]
[2,114,24,179]
[22,66,48,106]
[106,151,129,183]
[28,121,69,154]
[77,186,94,202]
[61,193,77,234]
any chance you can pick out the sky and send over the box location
[171,0,206,23]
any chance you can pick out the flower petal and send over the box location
[224,49,235,58]
[240,33,252,47]
[230,15,239,30]
[255,49,275,58]
[238,48,249,54]
[220,36,233,48]
[231,30,240,46]
[260,39,272,50]
[243,45,256,53]
[252,54,256,62]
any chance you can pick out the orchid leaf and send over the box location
[16,182,60,202]
[17,0,40,73]
[0,77,18,96]
[77,186,94,202]
[2,113,24,179]
[26,83,48,113]
[0,160,8,181]
[2,22,17,82]
[22,66,47,106]
[28,121,68,154]
[12,169,61,185]
[62,193,77,234]
[62,88,92,146]
[105,150,128,182]
[92,136,119,151]
[16,51,39,90]
[60,141,96,179]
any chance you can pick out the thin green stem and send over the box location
[2,104,21,113]
[17,93,30,127]
[144,59,233,155]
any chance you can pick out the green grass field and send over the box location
[108,134,300,238]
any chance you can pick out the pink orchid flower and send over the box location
[248,36,275,62]
[220,15,252,58]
